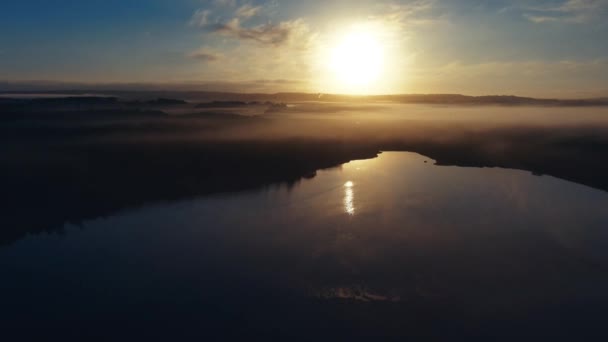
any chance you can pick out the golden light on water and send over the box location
[344,181,355,215]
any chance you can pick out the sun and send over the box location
[315,21,400,95]
[327,25,386,93]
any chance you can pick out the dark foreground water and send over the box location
[2,152,608,340]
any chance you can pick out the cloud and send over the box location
[385,0,437,17]
[214,0,236,7]
[190,9,211,27]
[212,18,309,46]
[520,0,608,23]
[188,49,221,62]
[190,2,311,47]
[186,1,319,87]
[235,4,262,19]
[363,0,446,40]
[524,14,560,23]
[558,0,606,11]
[380,0,443,25]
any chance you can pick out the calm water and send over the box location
[2,152,608,340]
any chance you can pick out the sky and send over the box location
[1,0,607,97]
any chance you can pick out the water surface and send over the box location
[2,152,608,340]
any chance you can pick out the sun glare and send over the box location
[326,24,386,94]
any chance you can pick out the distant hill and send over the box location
[1,91,607,107]
[375,94,608,106]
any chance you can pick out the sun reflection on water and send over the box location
[344,181,355,215]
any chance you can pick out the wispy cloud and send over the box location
[214,0,236,8]
[235,4,262,19]
[212,18,309,46]
[190,2,311,47]
[188,48,222,62]
[385,0,438,19]
[186,1,318,87]
[375,0,444,27]
[524,14,560,23]
[520,0,608,23]
[190,9,211,27]
[358,0,447,45]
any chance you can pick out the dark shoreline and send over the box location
[2,97,608,246]
[3,133,607,246]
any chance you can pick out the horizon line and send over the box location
[1,80,607,100]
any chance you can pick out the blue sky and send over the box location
[1,0,607,96]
